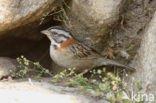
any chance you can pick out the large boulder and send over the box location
[65,0,122,52]
[0,0,58,37]
[126,11,156,96]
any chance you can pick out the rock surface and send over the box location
[0,0,57,36]
[65,0,122,52]
[110,0,156,62]
[0,57,17,79]
[126,11,156,96]
[0,78,108,103]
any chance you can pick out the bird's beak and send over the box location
[41,30,50,36]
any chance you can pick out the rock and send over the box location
[65,0,122,52]
[126,11,156,96]
[0,78,108,103]
[110,0,156,62]
[0,57,17,79]
[0,0,61,38]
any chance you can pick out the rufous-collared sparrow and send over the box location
[41,26,135,72]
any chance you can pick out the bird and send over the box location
[41,26,135,73]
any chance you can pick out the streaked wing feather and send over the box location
[70,42,100,59]
[69,41,136,71]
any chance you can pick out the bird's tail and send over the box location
[96,58,136,71]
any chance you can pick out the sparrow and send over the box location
[41,26,135,72]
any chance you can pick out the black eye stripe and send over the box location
[58,34,70,39]
[49,31,57,35]
[49,31,69,39]
[52,34,68,43]
[48,28,72,43]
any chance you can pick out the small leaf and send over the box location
[99,82,110,91]
[137,85,143,91]
[51,79,58,83]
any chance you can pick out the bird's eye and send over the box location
[52,31,58,35]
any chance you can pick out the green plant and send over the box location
[51,67,133,102]
[11,56,52,79]
[12,56,137,102]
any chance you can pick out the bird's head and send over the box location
[41,26,75,49]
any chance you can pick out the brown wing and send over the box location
[69,41,136,71]
[70,41,100,59]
